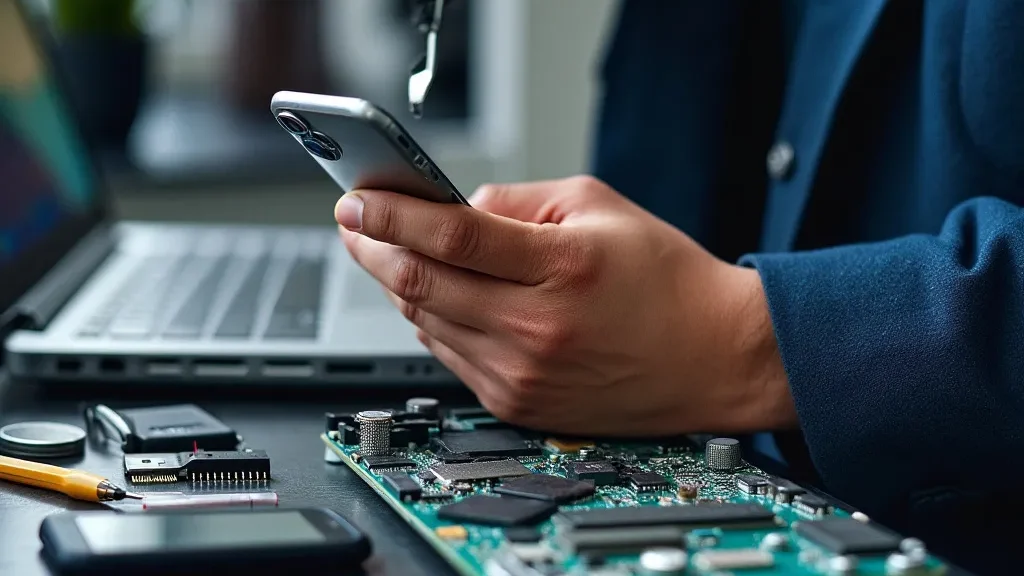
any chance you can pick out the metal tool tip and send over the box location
[124,491,144,500]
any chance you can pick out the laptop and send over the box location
[0,0,454,385]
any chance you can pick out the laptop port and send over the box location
[193,359,248,378]
[144,360,183,377]
[55,358,82,374]
[98,358,125,374]
[261,361,315,378]
[324,361,375,375]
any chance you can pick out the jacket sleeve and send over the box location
[739,197,1024,561]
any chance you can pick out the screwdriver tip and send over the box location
[124,491,144,500]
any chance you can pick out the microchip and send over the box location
[555,502,776,530]
[494,474,596,503]
[766,475,806,502]
[430,459,533,485]
[432,429,542,458]
[419,492,454,503]
[504,526,542,543]
[564,461,618,486]
[557,527,687,554]
[362,455,417,471]
[628,472,670,492]
[736,474,770,495]
[124,450,270,484]
[381,472,422,502]
[417,470,437,482]
[437,495,557,526]
[793,493,831,516]
[794,518,902,555]
[692,549,774,571]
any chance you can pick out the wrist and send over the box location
[725,266,797,431]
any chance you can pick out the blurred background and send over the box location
[19,0,619,226]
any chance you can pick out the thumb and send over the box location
[470,175,618,224]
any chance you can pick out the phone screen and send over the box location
[75,511,326,554]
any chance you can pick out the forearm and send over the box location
[738,197,1024,531]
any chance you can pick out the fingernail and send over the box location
[335,194,363,230]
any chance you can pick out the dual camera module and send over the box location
[276,111,342,161]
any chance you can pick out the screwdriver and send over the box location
[0,454,142,502]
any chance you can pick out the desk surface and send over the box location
[0,377,975,576]
[0,376,482,576]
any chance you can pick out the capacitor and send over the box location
[355,410,393,456]
[899,537,926,558]
[405,397,440,418]
[705,437,742,471]
[885,552,924,574]
[759,532,789,552]
[639,547,688,575]
[827,555,858,574]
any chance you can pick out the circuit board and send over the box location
[321,402,946,576]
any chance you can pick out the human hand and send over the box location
[335,176,796,436]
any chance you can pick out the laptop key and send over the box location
[213,257,270,339]
[107,257,184,339]
[263,258,323,339]
[162,256,230,339]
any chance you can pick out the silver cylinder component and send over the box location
[705,437,742,471]
[639,547,688,575]
[355,410,393,456]
[405,397,440,418]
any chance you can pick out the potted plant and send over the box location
[50,0,148,149]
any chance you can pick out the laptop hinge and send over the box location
[1,224,116,335]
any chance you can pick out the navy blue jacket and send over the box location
[592,1,1024,573]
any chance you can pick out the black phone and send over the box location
[271,91,470,206]
[39,507,371,575]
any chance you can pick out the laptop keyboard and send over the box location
[77,241,325,341]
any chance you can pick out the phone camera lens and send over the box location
[302,131,342,161]
[276,111,308,135]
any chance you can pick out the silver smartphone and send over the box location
[271,91,469,205]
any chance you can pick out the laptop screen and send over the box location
[0,0,104,315]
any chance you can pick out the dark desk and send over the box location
[0,375,479,576]
[0,376,976,576]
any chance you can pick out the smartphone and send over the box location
[271,91,469,205]
[39,507,371,575]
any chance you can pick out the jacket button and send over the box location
[767,141,795,180]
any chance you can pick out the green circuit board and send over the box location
[322,406,946,576]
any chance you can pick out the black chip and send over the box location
[432,429,542,458]
[628,472,670,492]
[564,461,619,486]
[793,494,831,515]
[417,470,437,482]
[504,526,542,543]
[494,474,596,503]
[362,455,417,471]
[381,473,422,502]
[794,518,902,555]
[555,502,775,530]
[736,474,769,495]
[438,495,556,526]
[419,492,454,502]
[766,476,806,501]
